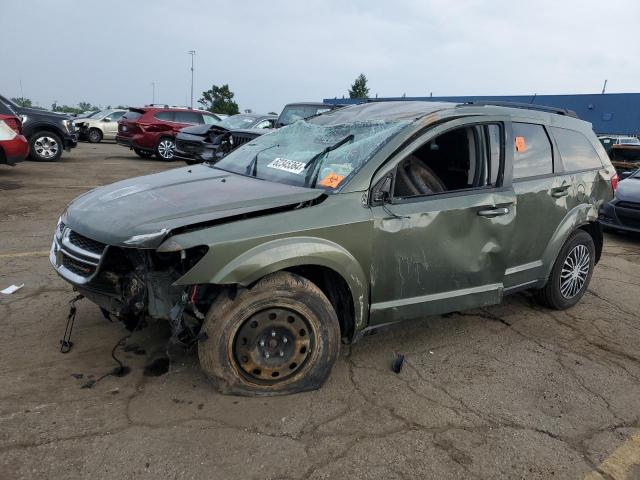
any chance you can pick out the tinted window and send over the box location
[154,111,174,122]
[123,111,142,120]
[512,123,552,179]
[173,111,201,124]
[551,127,603,171]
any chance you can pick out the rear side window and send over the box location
[203,114,218,124]
[154,111,174,122]
[551,127,603,171]
[512,123,553,179]
[123,111,142,120]
[174,111,201,124]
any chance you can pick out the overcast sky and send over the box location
[3,0,639,113]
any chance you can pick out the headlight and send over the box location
[62,119,75,133]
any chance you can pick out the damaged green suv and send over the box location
[51,101,615,395]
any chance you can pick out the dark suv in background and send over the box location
[115,105,221,160]
[0,94,77,161]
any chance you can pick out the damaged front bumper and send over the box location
[50,218,209,325]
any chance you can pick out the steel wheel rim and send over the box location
[89,130,101,142]
[34,136,59,158]
[158,139,175,158]
[233,307,314,383]
[560,244,590,299]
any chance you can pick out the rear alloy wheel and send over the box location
[198,272,341,396]
[87,128,103,143]
[156,137,175,160]
[29,132,62,161]
[536,230,595,309]
[134,148,153,159]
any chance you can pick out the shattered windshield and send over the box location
[219,115,261,129]
[212,119,409,191]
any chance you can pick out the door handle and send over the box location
[551,185,571,198]
[477,207,510,218]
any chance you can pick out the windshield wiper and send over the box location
[304,134,354,187]
[245,144,279,177]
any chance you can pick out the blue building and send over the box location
[323,93,640,135]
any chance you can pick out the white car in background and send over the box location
[76,109,127,143]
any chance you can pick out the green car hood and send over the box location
[63,165,324,248]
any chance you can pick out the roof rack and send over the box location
[143,104,194,109]
[462,101,578,118]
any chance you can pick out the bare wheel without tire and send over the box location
[198,272,341,396]
[536,230,595,309]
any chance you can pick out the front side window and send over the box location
[512,123,553,179]
[392,123,503,198]
[551,127,603,171]
[214,119,409,191]
[219,115,260,129]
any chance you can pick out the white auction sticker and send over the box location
[267,158,306,175]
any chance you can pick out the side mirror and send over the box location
[102,117,110,122]
[371,175,393,205]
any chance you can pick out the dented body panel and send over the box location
[51,101,614,343]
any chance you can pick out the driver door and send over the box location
[369,117,516,325]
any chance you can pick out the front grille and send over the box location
[69,231,106,255]
[62,255,96,277]
[58,221,66,235]
[231,134,251,148]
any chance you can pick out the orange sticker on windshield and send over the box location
[515,136,527,153]
[319,172,345,188]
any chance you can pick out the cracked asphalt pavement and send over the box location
[1,143,639,480]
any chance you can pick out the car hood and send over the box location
[63,165,324,248]
[19,107,71,120]
[179,123,228,138]
[616,177,640,200]
[76,118,102,125]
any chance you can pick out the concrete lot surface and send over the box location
[1,143,639,480]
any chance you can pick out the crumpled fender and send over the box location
[540,203,599,281]
[184,236,369,331]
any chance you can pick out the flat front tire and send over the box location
[536,230,595,309]
[198,272,341,396]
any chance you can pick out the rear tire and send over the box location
[134,148,153,159]
[155,137,175,161]
[536,230,595,309]
[29,131,63,162]
[87,128,103,143]
[198,272,341,396]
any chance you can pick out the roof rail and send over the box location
[462,100,578,118]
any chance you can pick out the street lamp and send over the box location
[188,50,196,109]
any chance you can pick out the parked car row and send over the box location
[0,94,78,163]
[113,102,339,162]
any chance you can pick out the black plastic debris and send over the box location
[60,294,84,353]
[392,353,405,374]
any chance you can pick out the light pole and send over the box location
[188,50,196,109]
[151,82,155,104]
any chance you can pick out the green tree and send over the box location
[77,102,94,112]
[198,84,239,115]
[11,97,32,107]
[348,73,370,99]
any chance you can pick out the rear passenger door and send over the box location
[503,122,572,290]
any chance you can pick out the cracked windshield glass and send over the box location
[212,118,409,190]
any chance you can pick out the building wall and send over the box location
[323,93,640,135]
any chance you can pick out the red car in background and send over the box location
[116,105,221,160]
[0,101,28,166]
